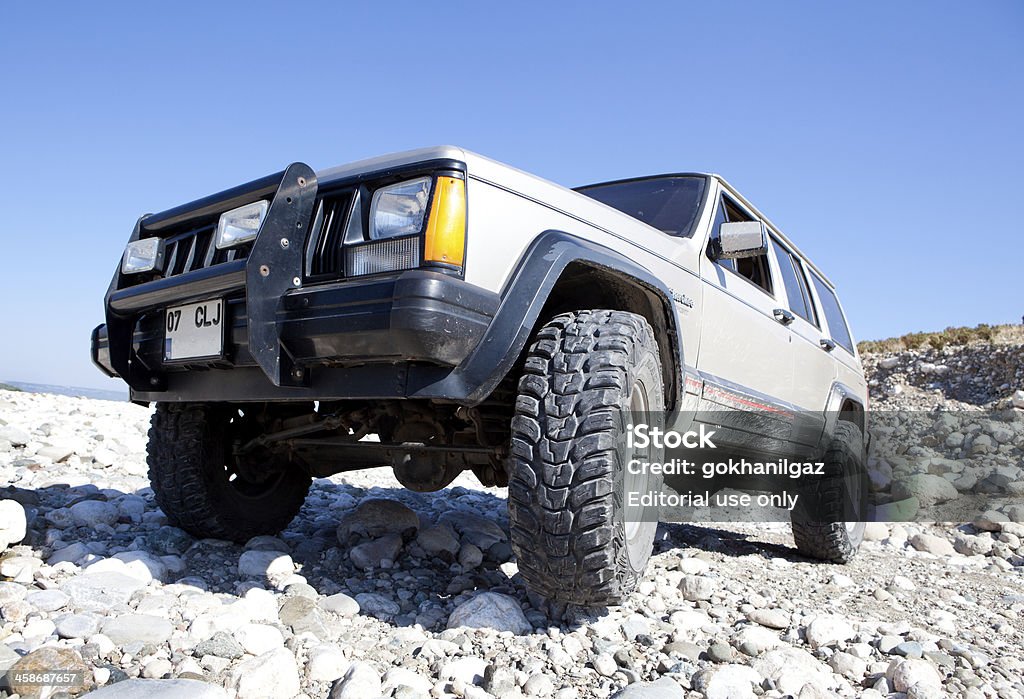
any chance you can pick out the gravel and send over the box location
[0,342,1022,698]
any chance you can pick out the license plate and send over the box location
[164,299,224,361]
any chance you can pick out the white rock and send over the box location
[593,653,617,677]
[753,647,834,695]
[102,614,174,645]
[60,571,148,611]
[447,592,531,635]
[143,658,173,679]
[306,644,349,683]
[0,499,27,549]
[909,533,955,556]
[319,592,359,618]
[693,664,759,699]
[26,589,70,612]
[237,550,294,585]
[887,658,942,693]
[229,648,300,699]
[0,425,31,445]
[679,575,715,601]
[830,650,868,679]
[731,625,782,656]
[55,613,100,639]
[382,667,433,695]
[676,557,710,575]
[331,660,382,699]
[805,615,855,648]
[79,678,228,698]
[746,608,789,630]
[439,657,487,686]
[112,551,168,582]
[48,542,90,565]
[233,623,284,655]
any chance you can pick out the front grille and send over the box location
[308,191,355,277]
[124,217,253,287]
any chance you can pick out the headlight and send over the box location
[215,200,269,249]
[369,177,431,239]
[121,237,166,274]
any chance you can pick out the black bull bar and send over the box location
[100,162,318,391]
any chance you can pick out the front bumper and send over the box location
[93,269,498,402]
[94,161,498,403]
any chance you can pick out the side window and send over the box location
[809,273,854,353]
[769,238,818,326]
[709,196,773,295]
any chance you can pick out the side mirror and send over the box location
[715,221,768,260]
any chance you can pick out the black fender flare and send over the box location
[418,230,687,411]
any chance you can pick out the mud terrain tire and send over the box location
[508,310,664,606]
[148,403,311,543]
[790,420,866,563]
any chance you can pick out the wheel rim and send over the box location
[623,378,653,569]
[220,411,290,501]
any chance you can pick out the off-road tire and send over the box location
[508,310,664,606]
[148,403,311,543]
[790,420,866,563]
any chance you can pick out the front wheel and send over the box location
[147,403,311,543]
[508,310,665,606]
[789,420,866,562]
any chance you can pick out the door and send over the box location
[695,193,795,453]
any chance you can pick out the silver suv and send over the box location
[93,146,868,605]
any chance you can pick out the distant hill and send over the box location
[0,381,127,402]
[858,323,1024,355]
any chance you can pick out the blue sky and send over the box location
[1,2,1021,390]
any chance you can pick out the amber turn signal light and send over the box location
[424,176,466,267]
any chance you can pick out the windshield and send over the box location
[576,175,707,238]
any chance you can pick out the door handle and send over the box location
[820,338,836,352]
[773,308,794,325]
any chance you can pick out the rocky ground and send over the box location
[0,337,1022,699]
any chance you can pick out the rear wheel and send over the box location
[508,310,664,605]
[148,403,311,543]
[790,420,866,562]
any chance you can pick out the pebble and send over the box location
[233,623,284,655]
[804,615,856,648]
[337,498,419,540]
[679,575,715,601]
[319,592,360,617]
[746,608,789,629]
[2,386,1023,699]
[447,591,532,634]
[102,614,174,646]
[306,644,349,683]
[229,647,301,699]
[0,499,27,548]
[81,678,228,698]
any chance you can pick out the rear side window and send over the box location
[809,273,854,353]
[770,238,817,326]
